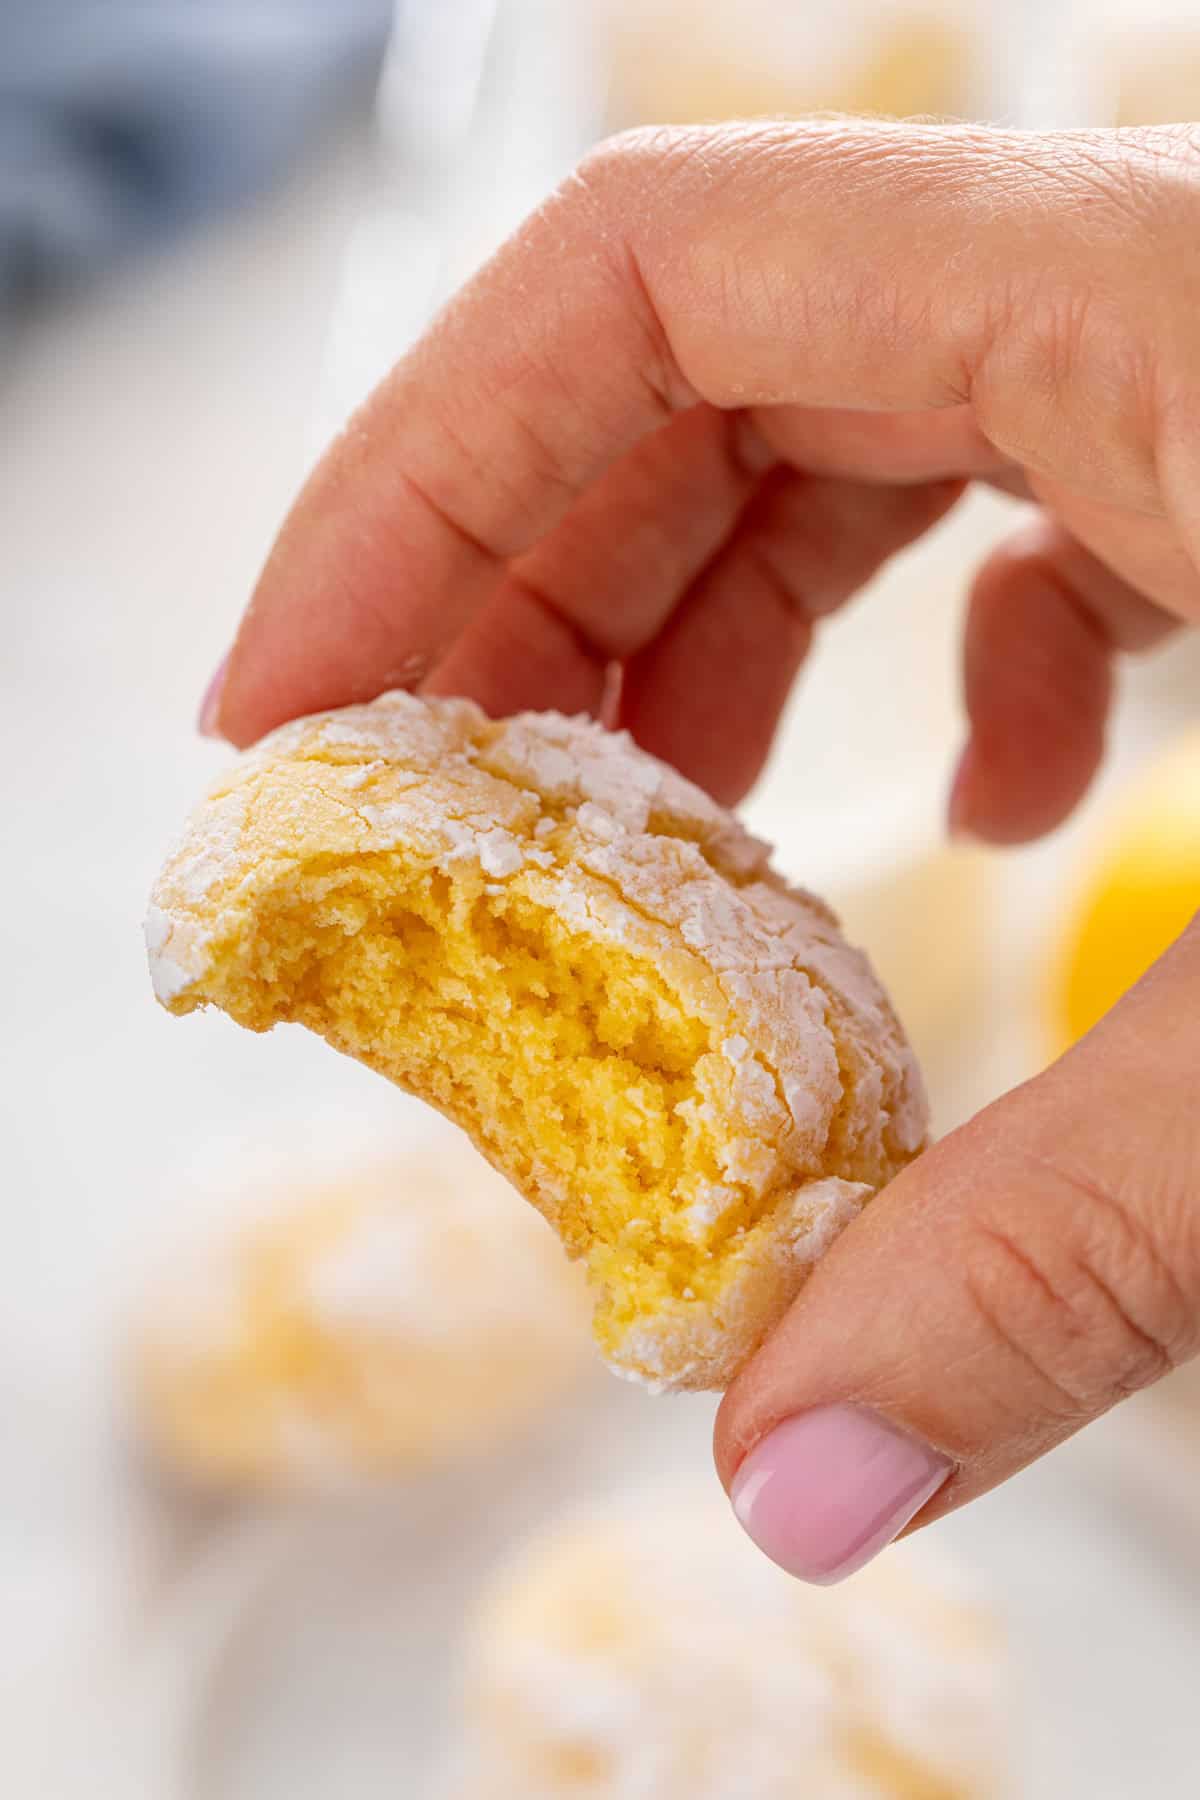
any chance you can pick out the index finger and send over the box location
[218,120,1172,745]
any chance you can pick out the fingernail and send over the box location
[730,1406,952,1586]
[947,744,978,841]
[197,652,230,739]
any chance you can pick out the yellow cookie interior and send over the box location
[189,852,785,1344]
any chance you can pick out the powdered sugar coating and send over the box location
[147,693,928,1390]
[445,1489,1009,1800]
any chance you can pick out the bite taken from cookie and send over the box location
[147,694,927,1390]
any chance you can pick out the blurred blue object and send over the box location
[0,0,393,301]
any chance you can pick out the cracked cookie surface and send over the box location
[147,693,927,1389]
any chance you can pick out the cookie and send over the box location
[130,1142,590,1488]
[445,1488,1009,1799]
[147,694,927,1389]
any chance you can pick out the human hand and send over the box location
[204,120,1200,1578]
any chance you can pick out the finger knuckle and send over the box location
[963,1158,1191,1422]
[576,123,714,196]
[961,136,1189,494]
[1039,1151,1199,1375]
[1120,124,1200,221]
[555,132,700,417]
[963,1226,1096,1425]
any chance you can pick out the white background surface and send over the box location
[2,3,1199,1791]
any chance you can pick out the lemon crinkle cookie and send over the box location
[444,1491,1009,1800]
[131,1145,590,1489]
[147,693,927,1390]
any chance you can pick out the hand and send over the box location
[207,120,1200,1579]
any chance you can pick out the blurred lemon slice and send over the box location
[1049,729,1200,1055]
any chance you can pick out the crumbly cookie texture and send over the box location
[444,1491,1009,1800]
[131,1145,590,1490]
[147,693,928,1390]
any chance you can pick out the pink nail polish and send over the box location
[730,1406,952,1586]
[197,652,230,739]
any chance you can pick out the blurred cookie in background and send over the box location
[741,489,1018,1132]
[129,1135,593,1492]
[1046,728,1200,1059]
[442,1486,1011,1800]
[1111,2,1200,127]
[600,0,980,131]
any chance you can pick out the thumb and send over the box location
[715,913,1200,1584]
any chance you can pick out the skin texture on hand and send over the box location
[719,917,1200,1580]
[215,120,1199,832]
[203,120,1200,1580]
